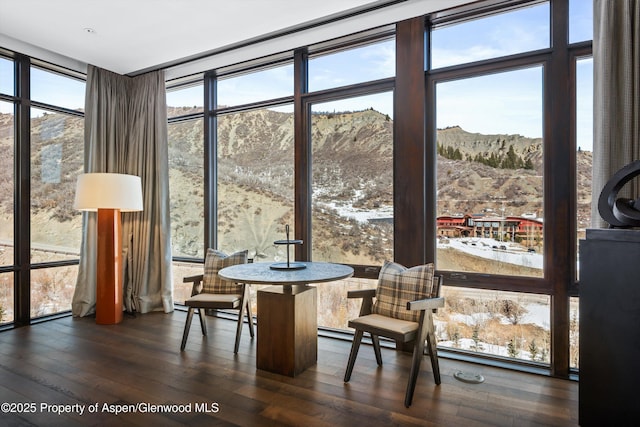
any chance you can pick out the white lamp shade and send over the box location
[74,173,143,212]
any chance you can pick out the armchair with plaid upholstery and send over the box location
[343,260,444,407]
[180,249,254,353]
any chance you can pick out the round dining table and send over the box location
[219,261,354,376]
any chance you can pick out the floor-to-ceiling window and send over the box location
[430,2,551,364]
[214,64,295,259]
[167,39,397,328]
[0,52,85,325]
[310,91,394,328]
[571,0,594,370]
[0,55,15,325]
[310,93,394,264]
[165,0,591,376]
[308,39,395,264]
[305,38,396,329]
[427,0,591,373]
[166,81,206,303]
[167,62,297,307]
[29,66,84,318]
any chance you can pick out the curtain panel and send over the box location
[592,0,640,227]
[72,65,174,317]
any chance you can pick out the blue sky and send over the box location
[432,0,593,149]
[0,62,85,114]
[3,0,593,148]
[202,0,592,147]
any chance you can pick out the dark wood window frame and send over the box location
[3,0,590,380]
[173,0,592,379]
[0,52,85,328]
[422,0,590,379]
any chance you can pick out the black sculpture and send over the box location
[598,160,640,228]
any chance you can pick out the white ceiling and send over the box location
[0,0,472,78]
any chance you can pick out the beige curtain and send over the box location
[72,65,173,316]
[592,0,640,227]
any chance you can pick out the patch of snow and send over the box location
[321,201,393,223]
[439,237,543,269]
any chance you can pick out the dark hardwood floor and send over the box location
[0,311,578,426]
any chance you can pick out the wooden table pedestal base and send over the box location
[257,285,317,377]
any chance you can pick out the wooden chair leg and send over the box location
[426,314,441,385]
[405,314,430,407]
[344,329,364,382]
[233,287,255,354]
[371,334,383,366]
[197,308,207,336]
[181,307,195,351]
[234,302,245,354]
[246,288,255,338]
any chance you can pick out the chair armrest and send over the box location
[183,274,203,283]
[407,297,445,311]
[183,274,204,296]
[346,288,376,299]
[347,288,376,316]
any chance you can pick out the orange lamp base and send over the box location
[95,208,123,325]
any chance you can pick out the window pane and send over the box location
[30,265,77,318]
[31,67,85,110]
[167,83,203,118]
[30,109,83,263]
[576,57,593,273]
[172,261,205,305]
[436,287,550,364]
[318,276,377,329]
[309,38,395,92]
[0,57,13,96]
[431,2,550,69]
[436,67,544,278]
[0,272,13,324]
[168,118,204,258]
[573,58,591,370]
[217,105,294,261]
[0,101,14,262]
[311,93,393,264]
[570,296,579,368]
[570,0,593,43]
[217,64,293,108]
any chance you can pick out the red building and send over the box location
[436,214,474,238]
[437,214,543,246]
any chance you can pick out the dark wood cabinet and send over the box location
[579,229,640,426]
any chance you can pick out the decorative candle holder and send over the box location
[270,224,306,270]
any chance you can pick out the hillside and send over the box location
[0,109,593,264]
[437,125,543,169]
[0,108,584,361]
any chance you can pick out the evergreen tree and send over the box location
[437,139,536,172]
[503,145,518,169]
[470,325,483,351]
[528,339,539,361]
[524,158,534,170]
[452,329,460,348]
[507,339,518,358]
[488,152,499,168]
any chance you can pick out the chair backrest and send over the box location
[432,274,443,299]
[431,274,443,312]
[202,249,248,294]
[372,260,435,322]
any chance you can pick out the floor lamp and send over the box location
[74,173,143,325]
